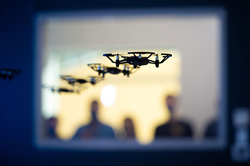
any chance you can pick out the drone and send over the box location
[60,75,103,85]
[43,85,84,94]
[0,68,21,80]
[103,51,172,68]
[87,63,140,78]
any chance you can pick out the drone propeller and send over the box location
[103,53,128,67]
[60,75,75,81]
[60,75,79,85]
[159,53,172,65]
[88,76,103,85]
[103,53,115,57]
[103,53,127,57]
[42,85,58,93]
[161,53,172,56]
[146,53,172,67]
[88,63,106,76]
[43,85,83,94]
[128,51,155,59]
[127,51,155,54]
[121,65,140,77]
[88,76,103,79]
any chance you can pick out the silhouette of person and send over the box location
[204,101,219,138]
[204,120,217,138]
[46,117,59,139]
[124,118,136,140]
[155,95,193,138]
[72,100,115,139]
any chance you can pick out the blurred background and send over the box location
[1,0,250,165]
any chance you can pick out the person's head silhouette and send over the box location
[124,118,135,139]
[91,100,99,122]
[166,95,177,112]
[47,117,58,139]
[166,95,179,122]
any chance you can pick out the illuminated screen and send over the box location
[35,8,226,150]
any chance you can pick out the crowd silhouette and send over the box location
[44,95,218,142]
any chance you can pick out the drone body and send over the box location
[106,67,121,75]
[123,56,149,66]
[43,85,78,94]
[104,51,172,68]
[71,79,88,84]
[60,75,103,85]
[0,69,21,80]
[43,84,86,94]
[51,87,74,93]
[88,63,139,78]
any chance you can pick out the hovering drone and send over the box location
[60,75,103,85]
[103,51,172,68]
[87,63,140,78]
[43,85,84,94]
[0,68,21,80]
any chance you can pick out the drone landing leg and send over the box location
[155,60,159,68]
[116,60,120,67]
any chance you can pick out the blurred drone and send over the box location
[60,75,103,85]
[103,51,172,68]
[0,68,21,80]
[87,63,140,78]
[43,85,84,94]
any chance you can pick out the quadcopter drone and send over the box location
[0,68,21,80]
[43,85,84,94]
[87,63,140,78]
[103,51,172,68]
[60,75,103,85]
